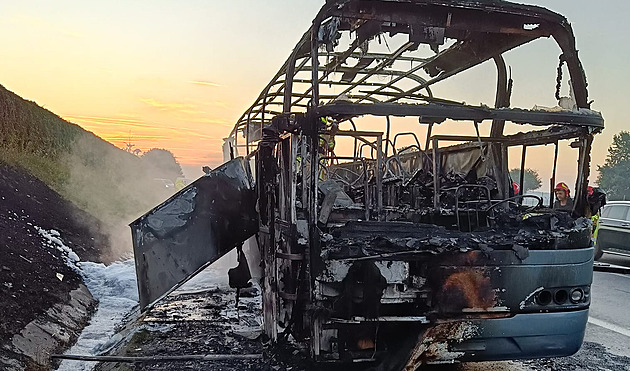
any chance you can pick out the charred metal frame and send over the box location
[223,0,603,369]
[221,0,603,368]
[130,2,604,367]
[229,0,600,208]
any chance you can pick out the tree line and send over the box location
[598,131,630,200]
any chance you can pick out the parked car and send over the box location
[595,201,630,260]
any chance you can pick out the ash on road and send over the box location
[85,255,630,371]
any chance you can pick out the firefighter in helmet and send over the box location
[553,182,573,212]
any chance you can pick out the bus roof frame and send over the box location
[230,0,596,138]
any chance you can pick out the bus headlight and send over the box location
[536,290,552,306]
[570,288,584,303]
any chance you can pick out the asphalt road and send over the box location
[452,253,630,371]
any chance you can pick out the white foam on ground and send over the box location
[36,226,81,267]
[34,225,140,370]
[41,227,239,370]
[56,259,138,371]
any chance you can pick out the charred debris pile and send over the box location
[317,165,594,261]
[323,216,591,261]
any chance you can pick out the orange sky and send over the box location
[0,1,628,182]
[0,1,323,178]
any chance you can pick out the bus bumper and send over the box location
[452,309,589,361]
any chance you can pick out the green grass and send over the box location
[0,149,69,191]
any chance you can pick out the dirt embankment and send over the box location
[0,162,110,370]
[0,83,185,370]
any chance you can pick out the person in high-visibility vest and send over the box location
[175,177,187,191]
[318,117,338,156]
[587,186,606,242]
[592,213,600,240]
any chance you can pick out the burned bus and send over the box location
[131,0,603,368]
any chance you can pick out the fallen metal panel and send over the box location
[130,157,258,309]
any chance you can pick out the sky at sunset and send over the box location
[0,1,628,184]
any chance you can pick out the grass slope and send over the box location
[0,84,177,259]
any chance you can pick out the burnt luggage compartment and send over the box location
[130,157,258,309]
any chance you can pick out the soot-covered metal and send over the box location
[130,157,258,309]
[131,0,603,368]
